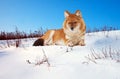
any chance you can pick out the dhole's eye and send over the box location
[68,22,72,24]
[73,21,77,24]
[68,21,77,24]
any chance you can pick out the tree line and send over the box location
[0,27,44,40]
[0,26,118,40]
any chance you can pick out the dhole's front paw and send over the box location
[79,42,85,46]
[67,41,74,47]
[79,39,85,46]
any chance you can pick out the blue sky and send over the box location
[0,0,120,32]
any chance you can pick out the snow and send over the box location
[0,30,120,79]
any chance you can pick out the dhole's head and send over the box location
[63,10,86,34]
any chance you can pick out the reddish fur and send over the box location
[35,10,86,46]
[53,29,67,44]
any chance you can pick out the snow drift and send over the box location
[0,30,120,79]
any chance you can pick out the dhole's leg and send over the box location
[79,35,85,46]
[42,30,55,45]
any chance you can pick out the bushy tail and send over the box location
[33,38,44,46]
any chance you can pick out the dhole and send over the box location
[33,10,86,46]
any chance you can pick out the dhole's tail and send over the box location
[33,38,44,46]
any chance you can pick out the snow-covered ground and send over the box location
[0,30,120,79]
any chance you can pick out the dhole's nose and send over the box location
[71,27,74,31]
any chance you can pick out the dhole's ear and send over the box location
[64,11,70,18]
[75,10,82,17]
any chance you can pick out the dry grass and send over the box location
[85,46,120,64]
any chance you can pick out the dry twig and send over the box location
[27,48,50,67]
